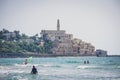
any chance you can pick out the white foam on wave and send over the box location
[76,65,97,69]
[12,75,29,80]
[0,65,30,75]
[0,68,24,74]
[0,66,9,69]
[14,63,39,67]
[41,64,53,67]
[117,66,120,68]
[14,63,32,67]
[0,66,10,74]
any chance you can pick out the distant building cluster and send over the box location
[2,29,35,43]
[1,19,107,56]
[40,19,95,55]
[3,30,19,41]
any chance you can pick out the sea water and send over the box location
[0,56,120,80]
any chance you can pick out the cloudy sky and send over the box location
[0,0,120,55]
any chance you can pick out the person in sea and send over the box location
[31,65,38,74]
[24,59,28,65]
[84,60,86,64]
[87,60,89,64]
[84,60,89,64]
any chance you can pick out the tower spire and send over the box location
[57,19,60,31]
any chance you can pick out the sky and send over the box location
[0,0,120,55]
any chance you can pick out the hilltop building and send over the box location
[40,19,95,55]
[41,19,73,42]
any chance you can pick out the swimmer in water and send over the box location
[31,65,38,74]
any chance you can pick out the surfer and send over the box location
[24,57,32,65]
[24,59,28,65]
[31,65,38,74]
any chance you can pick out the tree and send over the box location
[44,40,53,53]
[2,28,9,33]
[21,34,28,39]
[0,31,5,39]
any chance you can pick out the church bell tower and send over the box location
[57,19,60,31]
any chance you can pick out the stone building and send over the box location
[95,49,107,57]
[40,19,95,55]
[71,38,95,55]
[40,19,73,55]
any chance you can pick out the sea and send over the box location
[0,56,120,80]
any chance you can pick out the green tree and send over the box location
[0,31,5,39]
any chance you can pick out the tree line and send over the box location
[0,29,52,54]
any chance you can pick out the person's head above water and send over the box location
[33,65,35,68]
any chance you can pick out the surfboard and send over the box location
[26,57,32,63]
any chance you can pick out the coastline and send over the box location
[107,55,120,57]
[0,52,96,58]
[0,52,119,58]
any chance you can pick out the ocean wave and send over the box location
[40,64,62,68]
[66,61,80,63]
[76,65,97,69]
[76,65,120,69]
[0,66,9,69]
[14,63,62,68]
[117,66,120,69]
[12,75,29,80]
[14,63,39,67]
[5,73,41,80]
